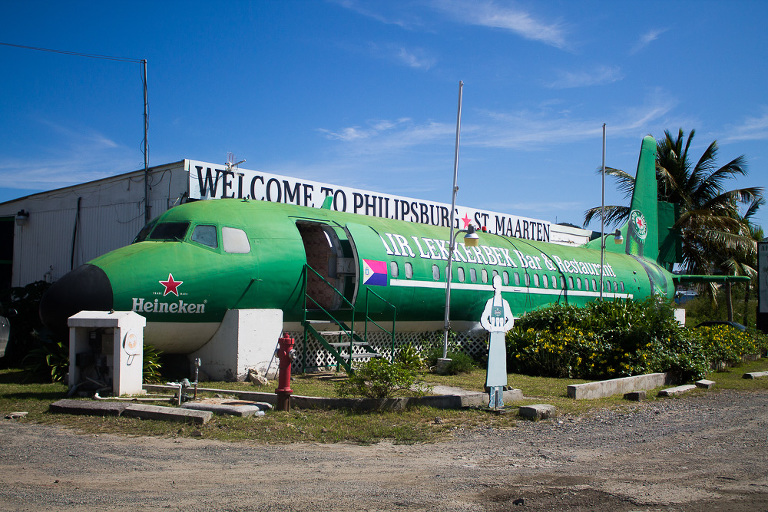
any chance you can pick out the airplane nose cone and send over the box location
[39,264,114,332]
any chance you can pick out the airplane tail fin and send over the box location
[588,135,659,260]
[622,135,659,260]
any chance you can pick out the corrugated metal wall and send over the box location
[0,161,188,287]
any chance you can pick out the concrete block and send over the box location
[50,399,128,416]
[182,402,265,417]
[695,379,715,389]
[518,404,556,420]
[624,391,646,401]
[567,373,671,400]
[743,371,768,380]
[123,404,212,424]
[191,309,283,381]
[658,384,696,397]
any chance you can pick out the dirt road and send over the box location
[1,389,767,511]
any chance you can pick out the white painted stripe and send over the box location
[388,278,633,300]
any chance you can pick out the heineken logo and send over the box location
[630,210,648,240]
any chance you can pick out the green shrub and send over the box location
[506,297,765,383]
[335,358,427,399]
[142,344,163,383]
[23,338,69,383]
[394,344,426,372]
[440,350,476,375]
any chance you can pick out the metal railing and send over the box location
[364,287,397,363]
[301,264,396,372]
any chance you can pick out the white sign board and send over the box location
[186,160,551,242]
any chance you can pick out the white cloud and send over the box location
[335,0,568,49]
[396,46,436,69]
[630,28,668,54]
[0,120,141,191]
[434,0,568,49]
[723,108,768,142]
[318,117,454,151]
[547,65,623,89]
[467,89,677,150]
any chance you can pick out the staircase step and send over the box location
[340,352,382,360]
[328,342,367,348]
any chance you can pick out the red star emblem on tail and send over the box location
[159,273,183,296]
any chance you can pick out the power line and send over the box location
[0,41,143,63]
[1,41,151,222]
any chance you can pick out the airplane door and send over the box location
[296,221,357,311]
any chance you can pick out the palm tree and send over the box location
[584,129,763,279]
[717,196,765,322]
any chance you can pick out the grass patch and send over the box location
[3,360,768,444]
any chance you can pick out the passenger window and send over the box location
[222,227,251,253]
[576,277,582,290]
[405,262,413,279]
[552,275,557,288]
[568,276,574,289]
[613,281,619,293]
[191,225,218,248]
[470,268,477,282]
[592,278,597,291]
[514,272,520,286]
[559,276,565,289]
[458,267,465,282]
[605,280,612,292]
[524,274,530,286]
[502,271,509,286]
[621,282,625,292]
[481,269,488,283]
[533,274,539,287]
[391,261,399,278]
[432,264,440,281]
[584,278,590,291]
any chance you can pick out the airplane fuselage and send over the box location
[40,198,675,353]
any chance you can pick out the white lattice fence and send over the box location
[289,329,489,373]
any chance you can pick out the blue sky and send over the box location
[1,0,766,232]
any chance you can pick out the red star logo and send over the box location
[159,273,183,296]
[461,213,472,229]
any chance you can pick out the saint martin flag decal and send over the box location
[362,259,388,286]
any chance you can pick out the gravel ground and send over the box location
[1,389,767,511]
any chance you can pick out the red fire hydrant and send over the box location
[275,334,295,411]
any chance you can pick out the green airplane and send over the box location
[41,136,674,354]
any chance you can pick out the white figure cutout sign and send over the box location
[480,274,514,409]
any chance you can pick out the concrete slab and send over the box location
[50,399,128,416]
[567,373,671,400]
[658,384,697,397]
[518,404,556,420]
[743,371,768,379]
[624,391,646,401]
[695,379,716,389]
[123,404,212,424]
[182,402,265,417]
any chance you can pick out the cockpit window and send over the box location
[222,227,251,254]
[147,222,190,241]
[191,224,218,248]
[133,218,158,243]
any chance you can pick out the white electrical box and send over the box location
[67,311,146,396]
